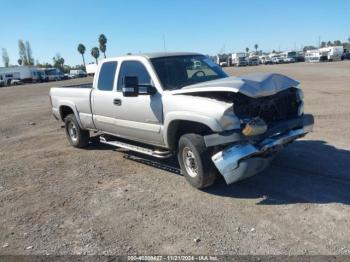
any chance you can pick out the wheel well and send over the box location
[167,120,213,151]
[59,106,74,121]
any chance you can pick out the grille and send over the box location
[233,88,300,123]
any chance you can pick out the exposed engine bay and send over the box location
[183,87,302,125]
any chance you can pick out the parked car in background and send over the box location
[272,56,284,64]
[259,56,273,65]
[283,57,295,63]
[10,79,23,85]
[70,69,87,78]
[50,52,313,189]
[0,75,4,87]
[45,68,65,81]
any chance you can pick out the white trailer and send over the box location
[0,66,41,84]
[319,46,343,61]
[86,64,97,76]
[231,53,247,66]
[305,50,322,62]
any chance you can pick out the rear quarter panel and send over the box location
[50,87,94,129]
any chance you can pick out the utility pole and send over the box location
[318,36,321,48]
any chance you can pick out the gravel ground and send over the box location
[0,61,350,255]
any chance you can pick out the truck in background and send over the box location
[247,54,260,66]
[231,53,248,66]
[0,66,41,84]
[86,64,98,76]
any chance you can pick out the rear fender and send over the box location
[58,101,83,128]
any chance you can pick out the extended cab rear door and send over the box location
[91,60,119,133]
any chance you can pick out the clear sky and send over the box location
[1,0,350,66]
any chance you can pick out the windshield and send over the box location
[151,55,228,90]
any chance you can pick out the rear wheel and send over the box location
[177,134,217,189]
[64,114,89,148]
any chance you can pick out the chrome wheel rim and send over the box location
[68,121,78,143]
[182,147,198,178]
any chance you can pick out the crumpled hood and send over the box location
[170,73,299,98]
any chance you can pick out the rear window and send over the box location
[97,61,118,91]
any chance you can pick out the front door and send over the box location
[112,60,163,145]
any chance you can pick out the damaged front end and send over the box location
[172,73,314,184]
[210,115,314,184]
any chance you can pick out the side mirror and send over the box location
[123,76,157,96]
[123,76,139,97]
[138,85,157,95]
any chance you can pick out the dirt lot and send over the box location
[1,61,350,255]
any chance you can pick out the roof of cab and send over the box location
[139,52,202,59]
[101,52,203,63]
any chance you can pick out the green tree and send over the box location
[245,47,249,53]
[26,41,34,65]
[303,46,317,52]
[53,53,65,70]
[333,40,342,46]
[327,41,333,47]
[77,43,86,70]
[320,41,326,48]
[91,47,100,64]
[2,48,10,67]
[99,34,107,58]
[18,59,22,66]
[18,39,34,65]
[254,44,258,52]
[18,39,28,65]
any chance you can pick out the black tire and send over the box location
[64,114,89,148]
[177,134,217,189]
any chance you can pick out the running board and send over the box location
[100,136,172,159]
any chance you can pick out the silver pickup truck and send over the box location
[50,52,314,189]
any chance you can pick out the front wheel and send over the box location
[64,114,89,148]
[177,134,217,189]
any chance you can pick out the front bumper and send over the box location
[211,115,314,184]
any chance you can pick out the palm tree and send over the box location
[77,44,86,70]
[254,44,258,53]
[245,47,249,54]
[18,59,22,66]
[99,34,107,58]
[91,47,100,64]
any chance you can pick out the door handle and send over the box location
[113,99,122,106]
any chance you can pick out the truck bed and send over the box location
[50,86,94,129]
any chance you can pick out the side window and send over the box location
[117,61,151,91]
[97,61,118,91]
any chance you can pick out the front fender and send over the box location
[163,111,223,148]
